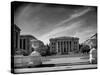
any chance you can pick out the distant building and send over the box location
[83,33,97,48]
[20,35,37,55]
[12,24,21,55]
[49,36,79,54]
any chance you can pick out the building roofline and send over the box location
[15,24,21,31]
[90,33,97,38]
[50,36,79,40]
[83,33,97,43]
[12,24,21,31]
[20,35,37,39]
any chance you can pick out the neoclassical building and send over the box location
[12,24,21,55]
[20,35,37,55]
[49,36,79,54]
[83,33,97,48]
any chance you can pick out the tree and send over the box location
[21,49,29,56]
[79,44,83,51]
[80,44,90,54]
[45,44,51,56]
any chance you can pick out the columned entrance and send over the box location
[50,37,79,54]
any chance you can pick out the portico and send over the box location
[50,37,79,54]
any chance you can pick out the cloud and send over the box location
[39,21,83,44]
[15,4,96,45]
[38,7,94,44]
[71,7,92,18]
[55,7,93,27]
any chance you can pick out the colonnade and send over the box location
[20,38,28,50]
[56,40,75,54]
[50,38,79,54]
[14,27,20,50]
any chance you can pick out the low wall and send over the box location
[14,55,42,68]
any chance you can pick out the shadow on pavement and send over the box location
[15,61,94,69]
[35,64,55,68]
[31,62,90,68]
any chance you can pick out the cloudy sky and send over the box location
[14,2,97,44]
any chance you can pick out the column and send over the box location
[50,41,52,53]
[18,32,20,50]
[69,41,71,52]
[64,41,66,53]
[71,40,73,52]
[66,41,68,52]
[73,40,75,51]
[67,41,68,53]
[70,41,71,52]
[20,39,22,49]
[15,32,17,49]
[65,41,67,53]
[23,39,25,49]
[68,41,70,53]
[67,41,69,53]
[22,39,23,49]
[26,39,27,50]
[24,39,26,49]
[65,41,66,53]
[62,41,64,54]
[29,39,32,54]
[16,32,18,49]
[60,41,61,54]
[58,41,60,53]
[59,41,61,54]
[61,41,62,54]
[62,41,63,54]
[56,42,58,53]
[77,40,79,51]
[57,41,59,53]
[24,39,25,50]
[25,39,26,50]
[14,31,16,49]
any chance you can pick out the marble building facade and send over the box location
[83,33,97,48]
[12,24,21,55]
[20,35,37,55]
[49,37,79,54]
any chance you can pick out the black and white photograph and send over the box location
[11,1,97,74]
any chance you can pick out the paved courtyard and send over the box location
[42,56,89,64]
[14,55,97,73]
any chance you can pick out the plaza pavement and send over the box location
[14,56,97,73]
[42,56,89,64]
[15,64,97,73]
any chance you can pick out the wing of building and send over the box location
[11,24,21,55]
[83,33,97,48]
[20,35,37,55]
[11,24,39,55]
